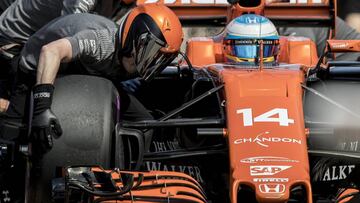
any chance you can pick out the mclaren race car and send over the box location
[2,0,360,202]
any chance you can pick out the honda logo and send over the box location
[258,184,286,194]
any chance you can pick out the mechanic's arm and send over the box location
[31,38,72,152]
[36,38,72,84]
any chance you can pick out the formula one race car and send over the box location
[2,0,360,202]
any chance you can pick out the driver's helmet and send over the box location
[223,14,280,65]
[119,3,183,81]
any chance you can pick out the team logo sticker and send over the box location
[240,156,299,164]
[250,165,292,176]
[259,184,286,194]
[234,131,301,147]
[253,178,289,183]
[313,165,355,182]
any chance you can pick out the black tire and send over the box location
[31,75,124,202]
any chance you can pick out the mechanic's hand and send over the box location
[32,109,62,152]
[120,78,143,94]
[0,98,9,113]
[31,84,62,154]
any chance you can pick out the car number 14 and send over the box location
[236,108,295,126]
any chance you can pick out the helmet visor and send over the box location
[134,32,175,82]
[226,39,279,62]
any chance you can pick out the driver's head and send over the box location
[119,3,183,81]
[223,14,279,65]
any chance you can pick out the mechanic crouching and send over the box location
[0,3,183,201]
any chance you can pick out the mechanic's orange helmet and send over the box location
[120,3,183,81]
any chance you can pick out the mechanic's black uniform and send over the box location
[1,13,153,148]
[0,0,118,47]
[0,0,130,99]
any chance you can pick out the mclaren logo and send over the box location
[250,165,292,176]
[163,18,171,31]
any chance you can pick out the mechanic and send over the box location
[0,3,182,154]
[0,0,136,105]
[223,14,280,65]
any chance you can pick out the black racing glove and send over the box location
[120,78,143,94]
[31,84,62,153]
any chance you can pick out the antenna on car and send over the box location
[259,40,264,71]
[258,16,264,71]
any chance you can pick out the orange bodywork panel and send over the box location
[186,37,223,67]
[337,189,360,203]
[278,36,318,67]
[66,166,207,203]
[327,40,360,52]
[206,65,311,202]
[137,0,334,24]
[186,36,318,67]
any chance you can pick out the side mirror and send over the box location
[309,40,360,78]
[327,40,360,52]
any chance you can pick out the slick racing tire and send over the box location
[30,75,124,203]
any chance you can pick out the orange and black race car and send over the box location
[2,0,360,202]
